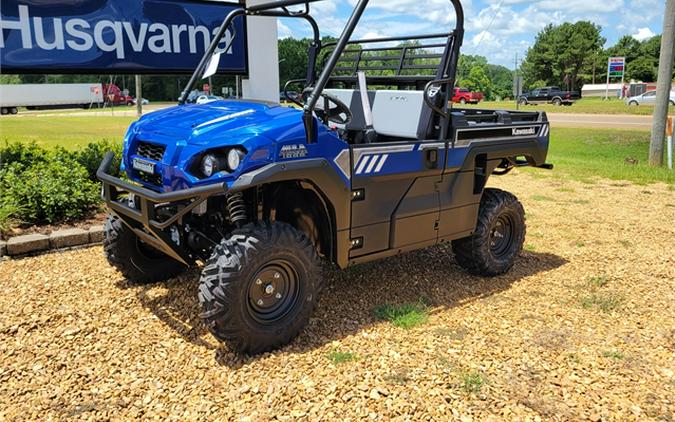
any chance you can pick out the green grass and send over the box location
[527,128,675,186]
[461,371,487,393]
[463,97,675,116]
[373,302,429,329]
[580,292,623,312]
[326,350,359,364]
[588,275,609,288]
[0,115,135,149]
[602,350,625,360]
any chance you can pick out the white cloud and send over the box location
[633,27,656,41]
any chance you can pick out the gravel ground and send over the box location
[1,172,674,421]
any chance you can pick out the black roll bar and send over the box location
[180,0,466,143]
[178,0,322,105]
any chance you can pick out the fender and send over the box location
[230,158,352,268]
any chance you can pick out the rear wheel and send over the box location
[0,108,7,115]
[199,221,322,354]
[452,189,526,276]
[518,97,528,106]
[103,214,186,283]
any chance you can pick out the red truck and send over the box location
[102,83,135,106]
[451,87,483,104]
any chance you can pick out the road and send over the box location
[13,105,655,130]
[546,113,652,130]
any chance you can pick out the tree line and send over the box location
[522,21,668,91]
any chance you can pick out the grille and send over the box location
[134,170,163,187]
[136,141,166,161]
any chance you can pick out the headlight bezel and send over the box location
[191,147,247,179]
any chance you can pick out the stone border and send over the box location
[1,226,104,258]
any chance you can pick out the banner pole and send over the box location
[605,57,610,100]
[667,116,673,170]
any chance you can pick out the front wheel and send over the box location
[552,98,562,106]
[198,221,322,354]
[103,214,187,283]
[628,100,639,106]
[452,189,526,276]
[459,98,467,105]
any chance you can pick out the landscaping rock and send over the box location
[49,228,90,249]
[0,240,6,257]
[6,233,50,256]
[89,225,105,243]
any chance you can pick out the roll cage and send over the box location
[179,0,465,142]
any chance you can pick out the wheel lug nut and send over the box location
[274,272,281,279]
[256,279,262,285]
[275,293,282,299]
[257,299,264,306]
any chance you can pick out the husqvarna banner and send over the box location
[0,0,247,74]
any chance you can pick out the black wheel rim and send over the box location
[247,260,300,324]
[489,214,514,258]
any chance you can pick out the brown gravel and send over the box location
[1,171,674,421]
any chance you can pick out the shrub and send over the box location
[71,140,123,180]
[1,157,100,224]
[0,203,22,236]
[0,141,48,168]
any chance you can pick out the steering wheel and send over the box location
[283,79,353,125]
[315,92,353,125]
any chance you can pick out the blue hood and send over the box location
[134,100,302,145]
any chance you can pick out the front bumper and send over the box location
[97,151,228,264]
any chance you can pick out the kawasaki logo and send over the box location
[512,127,536,136]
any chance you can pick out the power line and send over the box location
[474,0,505,49]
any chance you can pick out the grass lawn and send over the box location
[1,114,673,185]
[0,115,135,149]
[525,127,675,186]
[462,97,675,116]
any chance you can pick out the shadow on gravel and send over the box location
[116,244,567,366]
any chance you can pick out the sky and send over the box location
[276,0,666,67]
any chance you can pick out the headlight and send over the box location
[201,154,220,177]
[227,149,245,171]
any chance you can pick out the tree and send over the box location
[627,56,657,82]
[278,37,310,89]
[486,64,513,100]
[522,21,605,90]
[462,66,493,99]
[457,55,488,83]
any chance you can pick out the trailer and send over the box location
[0,83,104,115]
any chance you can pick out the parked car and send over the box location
[625,90,675,106]
[518,86,580,106]
[196,95,224,104]
[451,87,483,104]
[132,98,150,105]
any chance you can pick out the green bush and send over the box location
[1,157,100,224]
[0,141,48,167]
[55,140,123,181]
[0,140,123,231]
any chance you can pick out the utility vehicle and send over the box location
[98,0,552,354]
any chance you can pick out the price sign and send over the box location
[608,57,625,78]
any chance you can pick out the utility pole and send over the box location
[135,75,143,117]
[649,0,675,166]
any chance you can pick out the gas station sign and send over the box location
[608,57,625,78]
